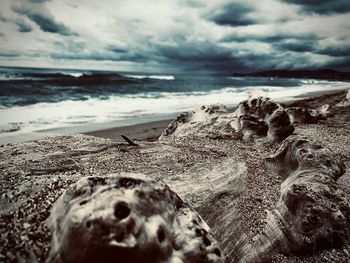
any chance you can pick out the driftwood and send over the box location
[47,174,223,263]
[121,135,139,146]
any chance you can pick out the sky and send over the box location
[0,0,349,73]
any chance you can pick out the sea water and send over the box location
[0,66,348,142]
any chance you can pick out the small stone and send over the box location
[6,251,16,261]
[20,234,29,241]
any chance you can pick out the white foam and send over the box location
[0,73,25,81]
[61,72,85,78]
[125,75,175,80]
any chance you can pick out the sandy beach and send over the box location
[1,89,350,262]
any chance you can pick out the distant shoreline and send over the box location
[233,69,350,81]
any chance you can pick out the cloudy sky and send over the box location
[0,0,349,73]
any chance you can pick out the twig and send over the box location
[121,135,139,146]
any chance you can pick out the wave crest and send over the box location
[125,75,175,80]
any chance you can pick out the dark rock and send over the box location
[47,173,224,263]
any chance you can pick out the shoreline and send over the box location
[84,119,172,142]
[0,88,348,145]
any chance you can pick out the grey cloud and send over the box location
[12,5,76,36]
[15,18,33,32]
[206,2,258,26]
[277,42,314,52]
[52,39,149,62]
[27,0,50,3]
[50,53,147,62]
[0,16,8,22]
[180,0,205,8]
[106,46,128,54]
[283,0,350,14]
[0,15,33,33]
[221,32,319,44]
[0,51,21,57]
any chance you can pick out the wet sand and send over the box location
[85,89,349,142]
[85,119,172,142]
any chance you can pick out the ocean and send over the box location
[0,66,349,143]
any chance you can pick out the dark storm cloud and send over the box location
[206,2,258,26]
[277,41,314,52]
[316,46,350,57]
[1,0,350,72]
[158,42,231,62]
[325,56,350,71]
[160,49,306,73]
[12,5,76,36]
[155,41,253,72]
[283,0,350,14]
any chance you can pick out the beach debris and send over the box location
[121,135,139,146]
[159,104,235,140]
[47,173,224,263]
[233,97,294,142]
[336,89,350,107]
[250,136,349,259]
[286,107,328,124]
